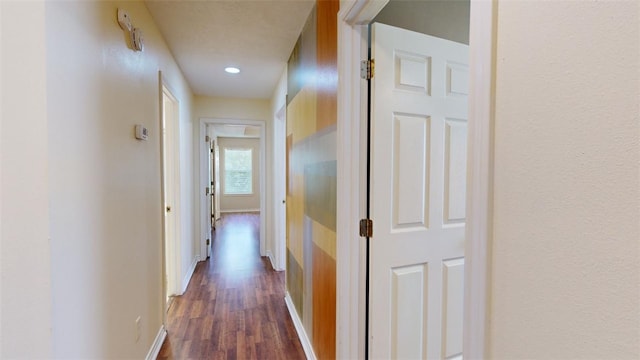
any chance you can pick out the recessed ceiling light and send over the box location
[225,67,240,74]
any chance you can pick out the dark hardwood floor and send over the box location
[158,213,305,360]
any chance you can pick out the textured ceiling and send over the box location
[145,0,314,99]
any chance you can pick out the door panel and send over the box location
[369,23,469,359]
[391,263,428,359]
[444,119,467,224]
[392,114,430,230]
[442,258,464,359]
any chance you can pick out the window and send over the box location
[224,148,253,195]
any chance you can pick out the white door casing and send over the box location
[198,118,267,258]
[162,85,181,300]
[369,23,469,359]
[273,105,287,271]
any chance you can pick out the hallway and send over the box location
[158,213,305,359]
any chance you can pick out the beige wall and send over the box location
[194,96,271,121]
[46,1,196,358]
[1,2,53,358]
[2,0,197,358]
[374,0,469,44]
[490,1,639,358]
[218,137,261,212]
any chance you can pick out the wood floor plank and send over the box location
[157,213,305,359]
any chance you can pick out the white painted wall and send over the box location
[0,2,53,358]
[20,1,195,358]
[490,1,639,358]
[218,137,261,212]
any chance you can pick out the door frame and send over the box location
[198,118,267,258]
[159,72,182,311]
[335,1,496,358]
[273,104,287,271]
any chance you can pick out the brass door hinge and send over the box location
[359,218,373,238]
[361,59,374,80]
[206,239,210,246]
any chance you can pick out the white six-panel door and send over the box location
[369,23,469,359]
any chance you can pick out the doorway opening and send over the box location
[336,1,493,359]
[199,118,268,262]
[160,78,182,310]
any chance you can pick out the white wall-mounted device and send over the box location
[117,9,132,32]
[135,125,148,140]
[132,28,144,51]
[117,8,144,52]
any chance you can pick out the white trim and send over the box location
[199,118,267,258]
[285,292,317,360]
[336,3,369,359]
[220,209,260,214]
[336,1,495,359]
[266,250,280,271]
[159,72,182,308]
[145,325,167,360]
[180,257,199,295]
[463,1,496,359]
[273,104,287,273]
[342,0,389,25]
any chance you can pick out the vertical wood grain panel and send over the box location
[312,242,336,359]
[316,0,339,131]
[286,1,339,358]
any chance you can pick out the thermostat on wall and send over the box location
[135,125,148,140]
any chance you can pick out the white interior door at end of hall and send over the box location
[369,23,469,360]
[214,142,221,222]
[208,139,215,256]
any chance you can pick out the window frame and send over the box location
[223,147,254,196]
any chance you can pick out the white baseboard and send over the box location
[266,250,284,271]
[266,250,276,270]
[220,209,260,213]
[285,292,316,360]
[145,325,167,360]
[181,258,198,295]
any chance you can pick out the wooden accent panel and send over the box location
[316,0,339,131]
[285,1,339,357]
[286,134,293,195]
[287,250,304,317]
[304,161,337,231]
[312,242,336,359]
[288,6,317,105]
